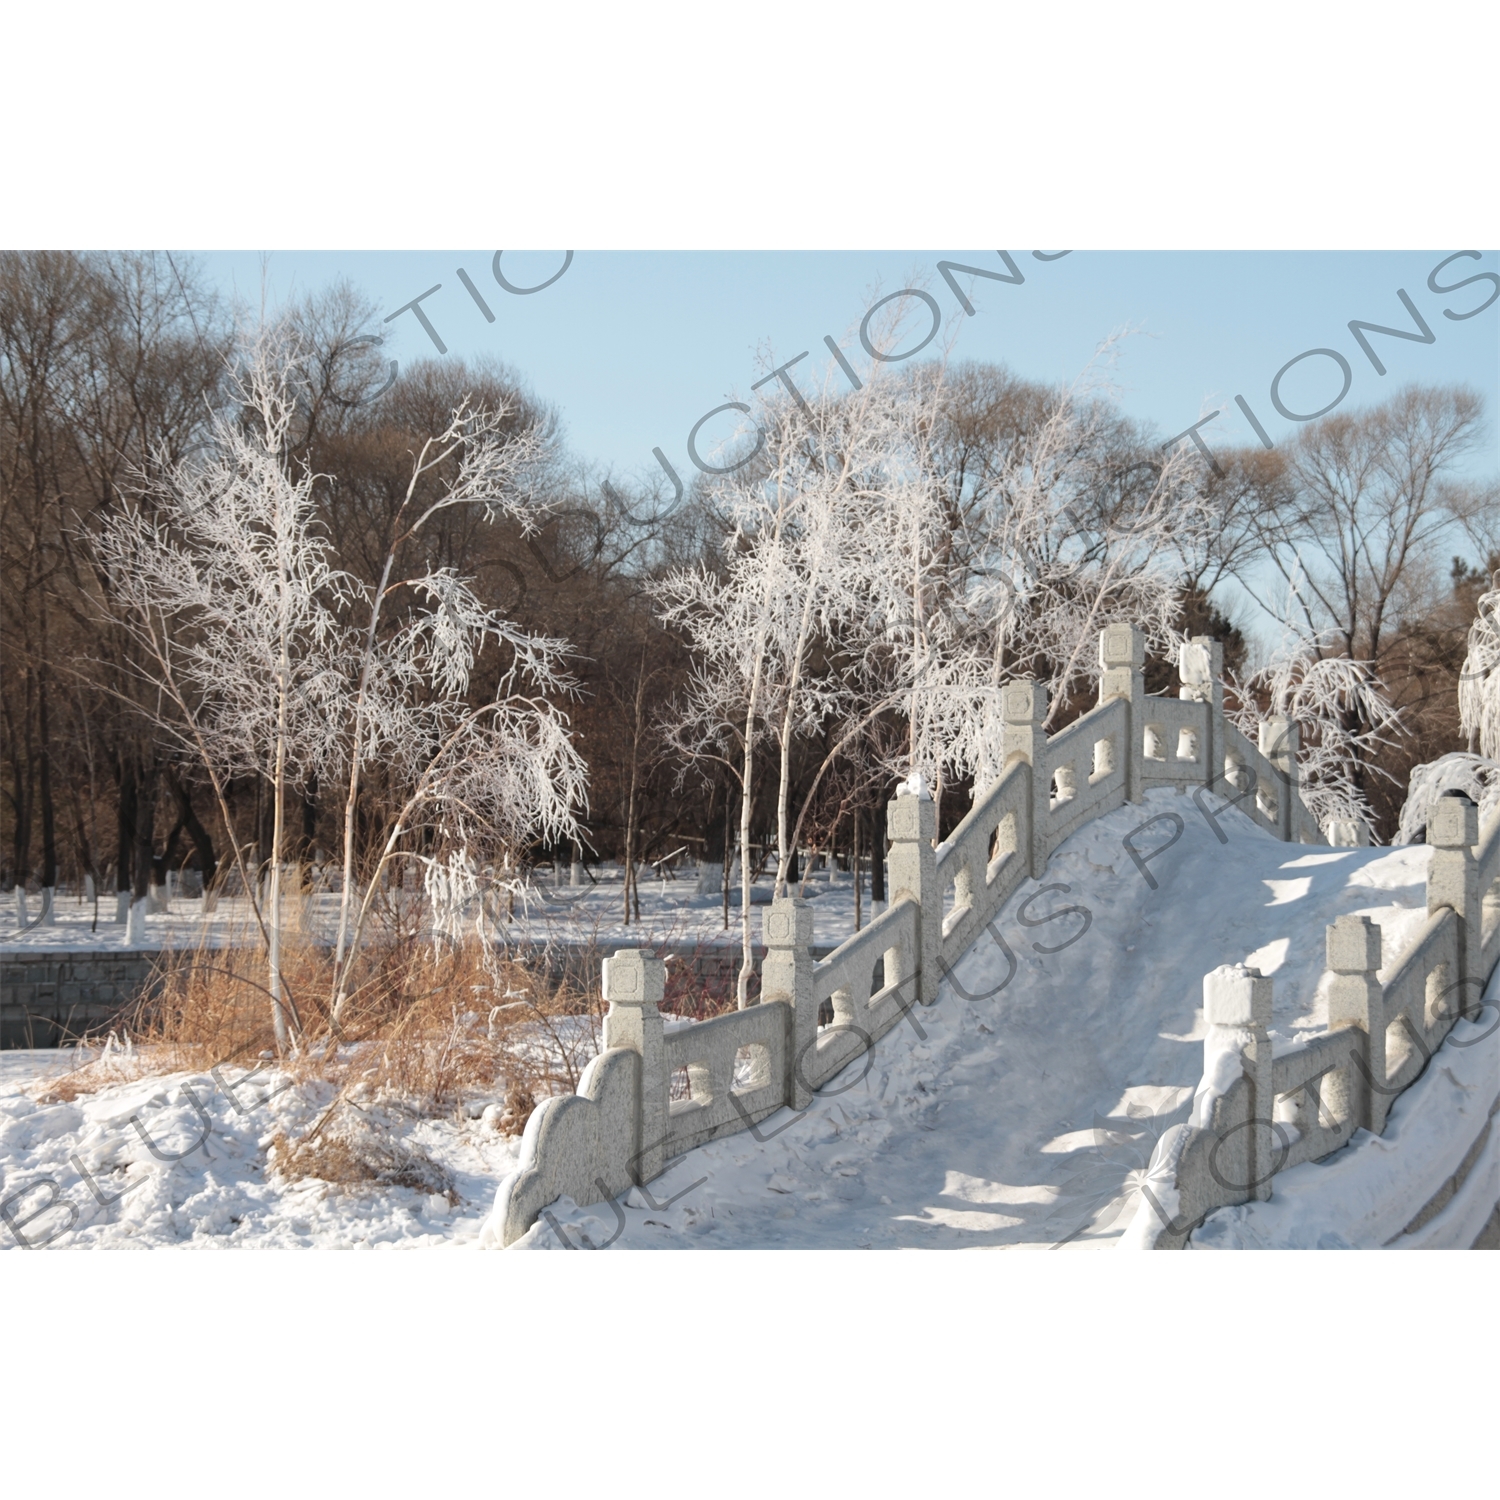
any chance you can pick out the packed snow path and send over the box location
[524,788,1437,1250]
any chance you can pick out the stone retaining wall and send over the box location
[0,939,840,1049]
[0,950,163,1048]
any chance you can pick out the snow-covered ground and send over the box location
[1191,963,1500,1250]
[5,785,1486,1251]
[0,862,865,954]
[0,1053,525,1249]
[514,788,1444,1251]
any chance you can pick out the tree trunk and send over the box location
[700,789,723,897]
[8,688,35,906]
[854,806,862,931]
[721,788,734,933]
[127,764,155,946]
[66,768,98,926]
[622,760,639,927]
[300,775,318,866]
[737,743,755,1007]
[116,758,137,924]
[269,657,291,1049]
[870,806,886,905]
[166,768,218,893]
[621,647,648,926]
[37,670,57,925]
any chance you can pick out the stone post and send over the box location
[1001,678,1049,878]
[887,781,940,1006]
[601,948,668,1185]
[762,896,815,1109]
[1258,716,1300,842]
[1326,914,1386,1133]
[1428,793,1482,1020]
[1203,964,1276,1201]
[1099,624,1145,805]
[1180,635,1224,791]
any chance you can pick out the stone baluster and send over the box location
[1180,634,1224,790]
[1203,963,1277,1201]
[1001,678,1049,879]
[1258,716,1299,842]
[887,781,940,1006]
[1326,914,1387,1133]
[601,948,667,1184]
[1428,793,1481,1020]
[762,896,816,1109]
[1098,624,1145,805]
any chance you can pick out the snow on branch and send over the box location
[1227,627,1402,843]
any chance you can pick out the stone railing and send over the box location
[487,623,1327,1246]
[1130,793,1500,1248]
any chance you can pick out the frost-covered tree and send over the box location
[1395,569,1500,843]
[96,335,351,1043]
[655,307,1216,996]
[653,377,866,1001]
[1227,622,1402,843]
[1459,568,1500,758]
[851,346,1210,792]
[324,388,584,1023]
[94,332,587,1048]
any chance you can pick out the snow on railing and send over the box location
[1478,813,1500,979]
[484,623,1328,1247]
[1127,793,1500,1248]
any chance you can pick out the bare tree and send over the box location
[1249,386,1488,662]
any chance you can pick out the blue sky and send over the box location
[192,247,1500,517]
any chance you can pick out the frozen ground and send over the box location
[4,786,1487,1251]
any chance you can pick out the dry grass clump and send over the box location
[48,928,618,1170]
[267,1119,457,1204]
[33,1040,166,1104]
[43,919,741,1196]
[660,937,751,1019]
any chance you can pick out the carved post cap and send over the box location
[1327,913,1381,974]
[1179,639,1212,688]
[763,896,814,948]
[1002,679,1048,724]
[1099,623,1144,670]
[1204,964,1272,1029]
[887,790,938,843]
[602,948,665,1007]
[1258,716,1300,759]
[1430,793,1479,849]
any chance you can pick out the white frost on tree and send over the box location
[96,334,352,1043]
[95,331,587,1048]
[1395,569,1500,843]
[655,308,1221,996]
[1227,625,1402,844]
[324,391,585,1024]
[653,367,875,1002]
[1395,754,1500,845]
[1459,568,1500,758]
[848,342,1211,794]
